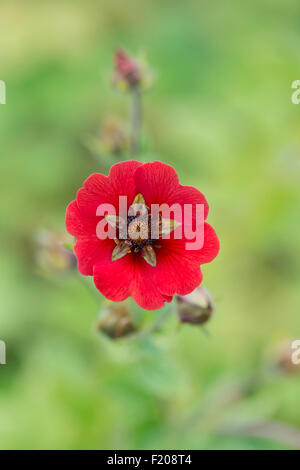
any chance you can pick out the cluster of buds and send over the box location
[176,286,215,326]
[112,48,154,93]
[97,303,137,339]
[89,117,129,158]
[85,117,129,167]
[34,229,76,276]
[97,286,216,340]
[100,118,128,156]
[86,49,154,165]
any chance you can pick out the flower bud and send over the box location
[114,49,141,89]
[177,286,215,325]
[100,118,128,156]
[112,48,154,93]
[97,304,136,339]
[34,229,76,276]
[84,118,129,168]
[272,340,300,375]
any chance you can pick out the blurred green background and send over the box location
[1,0,300,450]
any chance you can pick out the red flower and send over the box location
[65,161,219,310]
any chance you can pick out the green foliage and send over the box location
[0,0,300,450]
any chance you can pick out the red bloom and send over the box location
[65,161,219,310]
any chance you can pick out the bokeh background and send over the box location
[1,0,300,450]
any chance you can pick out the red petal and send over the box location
[76,161,142,218]
[65,200,96,238]
[169,185,209,221]
[74,238,115,275]
[154,222,219,296]
[134,161,179,205]
[134,161,209,221]
[93,257,132,302]
[155,240,203,296]
[197,222,220,264]
[130,257,167,309]
[108,160,143,207]
[93,255,168,310]
[77,173,116,218]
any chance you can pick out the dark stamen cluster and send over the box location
[125,214,153,254]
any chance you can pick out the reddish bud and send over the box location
[114,49,141,89]
[112,48,154,93]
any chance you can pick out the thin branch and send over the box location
[129,304,175,342]
[146,304,175,335]
[130,89,142,156]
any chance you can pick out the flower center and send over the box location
[127,218,149,241]
[109,192,176,267]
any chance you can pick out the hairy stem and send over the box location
[140,304,174,339]
[130,89,142,157]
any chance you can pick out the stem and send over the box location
[128,304,175,342]
[138,304,175,340]
[130,88,142,157]
[147,304,174,334]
